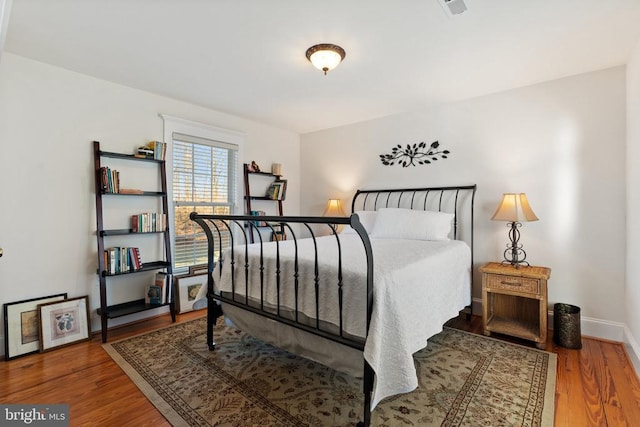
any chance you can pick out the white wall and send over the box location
[0,53,300,347]
[626,39,640,370]
[301,67,627,341]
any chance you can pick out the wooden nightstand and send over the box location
[480,262,551,349]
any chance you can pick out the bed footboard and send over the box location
[190,212,375,425]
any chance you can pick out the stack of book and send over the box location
[145,272,172,305]
[266,179,287,200]
[103,247,141,274]
[100,166,120,193]
[250,210,267,226]
[151,141,167,160]
[131,212,167,233]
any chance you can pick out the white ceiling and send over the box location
[5,0,640,134]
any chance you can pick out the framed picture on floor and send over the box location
[38,296,91,352]
[175,274,207,313]
[3,293,68,360]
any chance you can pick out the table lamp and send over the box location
[323,199,346,233]
[491,193,538,266]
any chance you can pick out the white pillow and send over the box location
[370,208,454,241]
[341,210,377,234]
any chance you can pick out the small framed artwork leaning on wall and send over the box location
[3,293,68,360]
[175,274,207,313]
[37,296,91,352]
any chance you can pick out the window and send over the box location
[161,115,245,273]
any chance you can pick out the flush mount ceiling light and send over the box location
[305,44,346,75]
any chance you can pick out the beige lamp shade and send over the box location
[323,199,346,217]
[491,193,538,222]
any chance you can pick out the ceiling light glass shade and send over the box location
[306,44,346,75]
[491,193,538,222]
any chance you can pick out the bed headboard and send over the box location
[351,185,477,241]
[351,185,477,291]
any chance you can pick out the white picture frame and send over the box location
[175,274,207,313]
[38,296,90,352]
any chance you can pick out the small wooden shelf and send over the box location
[485,316,540,342]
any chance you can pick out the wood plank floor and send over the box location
[1,312,639,426]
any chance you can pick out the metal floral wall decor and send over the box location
[379,140,450,167]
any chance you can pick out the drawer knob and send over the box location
[501,280,521,286]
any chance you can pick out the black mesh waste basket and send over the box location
[553,303,582,349]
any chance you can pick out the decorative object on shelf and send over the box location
[3,293,68,360]
[323,198,347,233]
[491,193,539,266]
[136,145,154,158]
[305,43,346,75]
[38,296,90,352]
[175,274,207,313]
[271,163,282,176]
[248,161,261,172]
[379,140,450,167]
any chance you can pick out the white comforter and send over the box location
[216,235,471,408]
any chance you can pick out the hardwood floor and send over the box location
[2,312,639,426]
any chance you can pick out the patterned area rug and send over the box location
[103,317,556,426]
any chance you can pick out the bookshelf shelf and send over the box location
[93,141,175,343]
[100,229,166,237]
[97,299,173,319]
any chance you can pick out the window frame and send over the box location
[161,114,245,273]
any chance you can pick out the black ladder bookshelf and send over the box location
[243,163,287,243]
[93,140,175,343]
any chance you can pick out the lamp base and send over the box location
[502,221,530,267]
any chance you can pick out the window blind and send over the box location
[172,134,238,270]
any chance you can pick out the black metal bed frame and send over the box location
[189,184,476,427]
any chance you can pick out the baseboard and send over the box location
[624,326,640,376]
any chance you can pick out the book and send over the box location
[119,188,143,195]
[154,272,172,304]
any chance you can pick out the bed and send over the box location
[190,185,476,426]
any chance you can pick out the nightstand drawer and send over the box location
[486,274,539,294]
